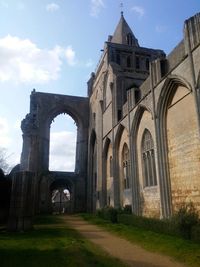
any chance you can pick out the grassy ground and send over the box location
[80,214,200,267]
[0,215,127,267]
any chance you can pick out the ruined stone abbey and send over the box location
[8,12,200,230]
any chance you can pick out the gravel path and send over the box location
[64,215,187,267]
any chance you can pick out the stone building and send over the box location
[8,12,200,230]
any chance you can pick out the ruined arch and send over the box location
[20,92,89,214]
[157,75,200,216]
[21,92,89,174]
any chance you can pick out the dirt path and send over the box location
[64,215,187,267]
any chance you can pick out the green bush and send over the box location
[96,207,119,223]
[122,205,132,214]
[191,223,200,242]
[118,214,180,237]
[173,202,199,239]
[97,202,200,242]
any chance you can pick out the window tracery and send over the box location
[142,129,157,187]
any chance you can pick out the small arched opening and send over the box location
[50,178,73,214]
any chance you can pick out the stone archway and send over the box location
[20,91,89,174]
[8,91,89,230]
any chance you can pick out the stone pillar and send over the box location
[7,171,36,231]
[20,112,39,172]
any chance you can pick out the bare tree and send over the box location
[0,148,11,174]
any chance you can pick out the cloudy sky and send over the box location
[0,0,199,172]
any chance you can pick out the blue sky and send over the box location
[0,0,199,171]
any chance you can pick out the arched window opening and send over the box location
[49,114,77,171]
[134,88,141,104]
[116,53,121,65]
[135,56,140,69]
[122,143,130,189]
[127,55,132,68]
[51,188,71,214]
[142,129,157,187]
[111,50,115,62]
[146,58,150,70]
[126,33,133,46]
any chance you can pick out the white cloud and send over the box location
[0,117,11,146]
[65,46,77,66]
[46,3,60,12]
[0,35,79,84]
[90,0,105,17]
[13,119,21,130]
[49,131,76,171]
[131,6,145,18]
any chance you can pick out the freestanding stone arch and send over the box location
[8,90,89,231]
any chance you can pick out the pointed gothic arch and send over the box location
[88,130,97,212]
[102,137,113,206]
[156,75,200,216]
[130,105,153,215]
[121,143,130,190]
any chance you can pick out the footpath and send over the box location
[64,215,187,267]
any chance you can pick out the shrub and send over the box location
[191,223,200,243]
[97,207,119,223]
[173,202,199,239]
[118,214,180,237]
[122,205,132,214]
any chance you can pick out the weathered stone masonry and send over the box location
[8,12,200,230]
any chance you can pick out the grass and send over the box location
[80,213,200,267]
[0,215,127,267]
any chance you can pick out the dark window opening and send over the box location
[135,56,140,69]
[116,53,121,65]
[117,109,122,121]
[160,59,167,77]
[127,56,131,68]
[135,89,141,104]
[146,58,150,70]
[111,50,115,62]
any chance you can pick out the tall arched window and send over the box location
[122,143,130,189]
[142,129,157,187]
[49,114,77,171]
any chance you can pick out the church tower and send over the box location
[87,13,165,211]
